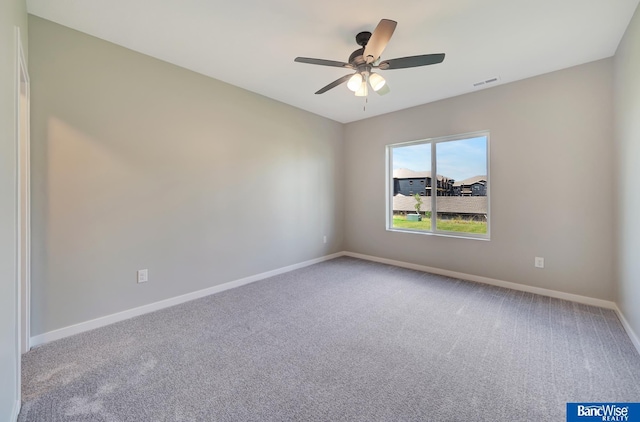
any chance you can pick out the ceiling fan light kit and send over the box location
[294,18,445,101]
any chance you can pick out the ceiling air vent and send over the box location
[473,76,500,88]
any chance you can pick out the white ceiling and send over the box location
[27,0,639,123]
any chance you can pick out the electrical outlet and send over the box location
[137,269,148,283]
[323,235,327,244]
[534,257,544,269]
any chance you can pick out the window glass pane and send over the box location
[391,143,431,231]
[435,136,488,235]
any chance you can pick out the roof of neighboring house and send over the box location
[393,194,488,214]
[393,168,450,182]
[453,175,487,187]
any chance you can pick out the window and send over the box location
[387,131,489,239]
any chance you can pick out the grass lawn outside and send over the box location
[392,215,487,234]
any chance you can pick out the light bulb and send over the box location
[355,81,368,97]
[369,72,386,91]
[347,73,363,92]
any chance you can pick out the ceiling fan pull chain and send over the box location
[364,73,369,111]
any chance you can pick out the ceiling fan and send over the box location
[294,19,445,97]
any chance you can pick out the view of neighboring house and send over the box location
[392,169,488,220]
[453,175,487,196]
[392,169,457,197]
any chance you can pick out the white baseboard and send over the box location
[30,252,344,348]
[614,305,640,356]
[12,399,20,422]
[343,251,617,310]
[30,250,630,351]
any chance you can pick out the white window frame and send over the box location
[386,130,490,240]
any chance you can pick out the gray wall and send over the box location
[344,59,615,301]
[28,16,344,336]
[27,11,639,346]
[1,0,27,419]
[614,5,640,340]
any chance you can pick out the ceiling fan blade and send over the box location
[315,74,353,94]
[363,19,397,64]
[378,53,445,70]
[376,84,390,96]
[295,57,354,69]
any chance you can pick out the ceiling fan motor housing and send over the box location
[349,48,366,65]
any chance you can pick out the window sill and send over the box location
[386,227,490,241]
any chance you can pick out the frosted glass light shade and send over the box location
[369,72,386,91]
[347,73,363,91]
[355,81,368,97]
